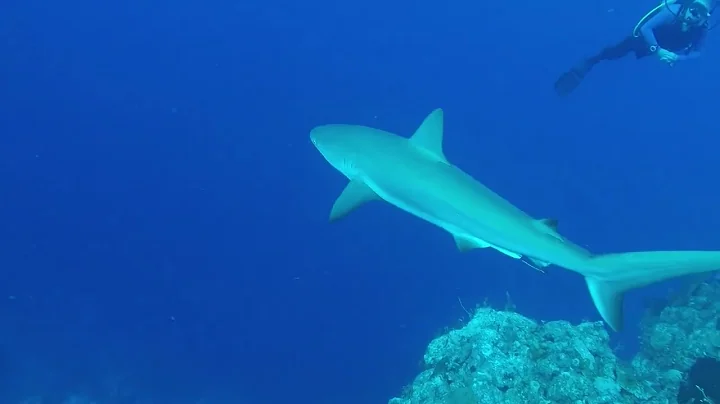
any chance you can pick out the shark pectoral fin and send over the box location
[409,109,448,164]
[585,277,625,332]
[329,180,379,222]
[453,235,491,252]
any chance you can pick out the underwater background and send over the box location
[1,0,719,403]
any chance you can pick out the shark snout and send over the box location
[309,127,324,149]
[309,125,338,154]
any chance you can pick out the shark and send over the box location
[309,108,720,332]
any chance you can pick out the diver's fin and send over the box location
[554,62,591,96]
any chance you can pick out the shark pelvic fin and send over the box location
[454,235,491,252]
[409,109,448,163]
[329,180,379,222]
[522,257,551,273]
[453,234,522,259]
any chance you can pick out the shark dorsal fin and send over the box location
[329,180,379,222]
[409,108,448,163]
[538,218,559,230]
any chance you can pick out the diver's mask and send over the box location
[686,2,710,23]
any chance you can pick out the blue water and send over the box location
[1,0,718,403]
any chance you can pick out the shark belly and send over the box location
[361,175,526,260]
[362,170,592,272]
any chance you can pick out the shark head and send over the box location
[308,110,449,222]
[310,110,449,178]
[309,124,368,180]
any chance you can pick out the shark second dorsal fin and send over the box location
[538,218,559,230]
[535,218,566,242]
[409,109,448,163]
[329,180,379,222]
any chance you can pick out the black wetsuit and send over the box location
[554,5,708,96]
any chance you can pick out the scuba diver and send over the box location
[554,0,714,96]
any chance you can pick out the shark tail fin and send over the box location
[583,251,720,331]
[584,277,627,332]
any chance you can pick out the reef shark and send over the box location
[309,108,720,332]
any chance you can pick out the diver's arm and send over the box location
[639,4,682,51]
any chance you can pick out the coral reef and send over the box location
[389,277,720,404]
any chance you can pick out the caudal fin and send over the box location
[583,251,720,331]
